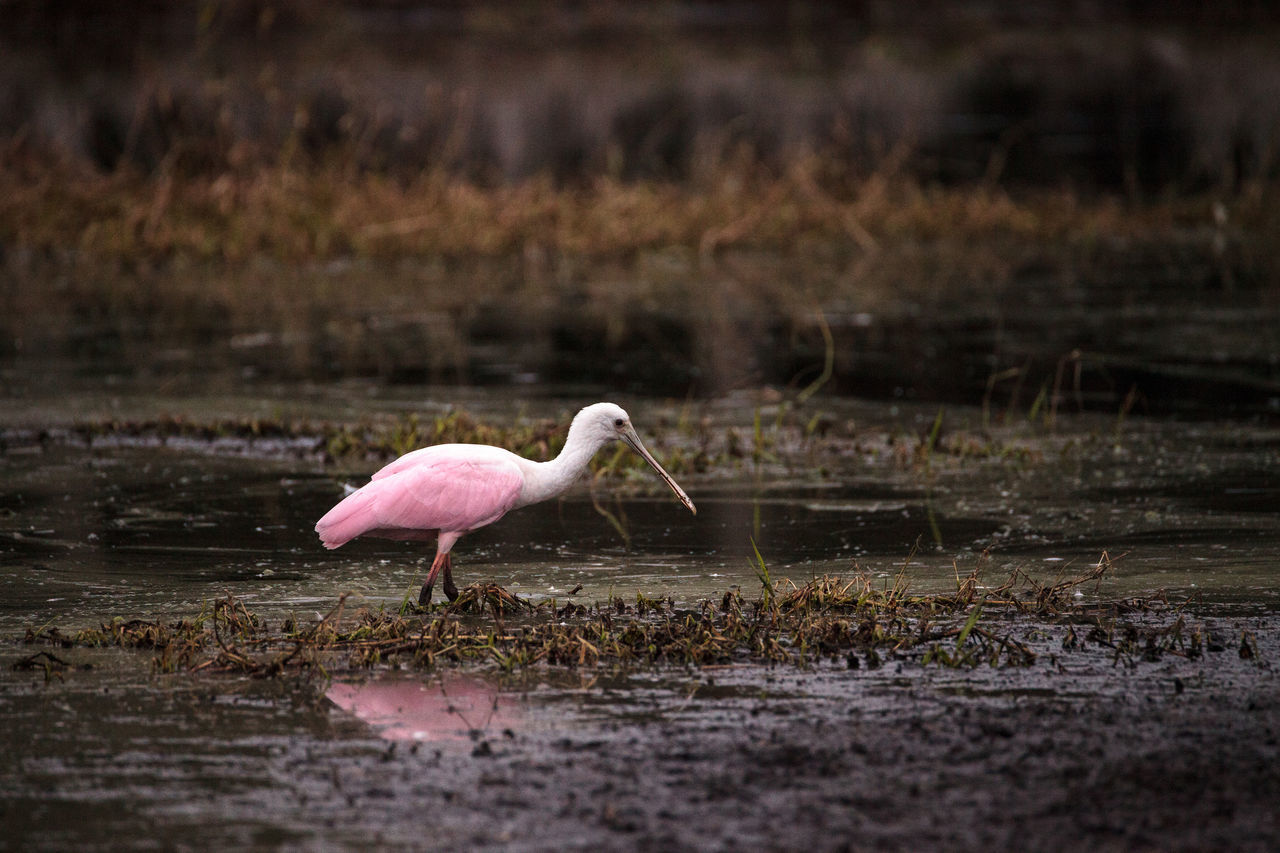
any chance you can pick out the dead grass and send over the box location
[6,150,1274,374]
[5,149,1274,408]
[17,553,1238,679]
[5,149,1264,270]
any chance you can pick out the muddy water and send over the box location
[2,394,1279,851]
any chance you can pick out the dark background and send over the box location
[2,1,1278,416]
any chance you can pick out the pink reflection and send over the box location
[326,673,519,742]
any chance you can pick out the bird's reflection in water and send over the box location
[327,673,519,742]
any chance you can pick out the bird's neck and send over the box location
[519,430,605,506]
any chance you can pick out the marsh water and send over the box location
[3,348,1279,849]
[4,389,1279,622]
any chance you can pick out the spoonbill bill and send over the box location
[315,402,696,605]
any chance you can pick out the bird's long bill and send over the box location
[621,427,697,515]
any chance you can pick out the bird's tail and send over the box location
[314,486,379,549]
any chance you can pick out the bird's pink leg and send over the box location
[442,553,459,602]
[421,532,463,607]
[419,550,449,607]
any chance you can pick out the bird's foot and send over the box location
[418,583,433,608]
[443,576,459,602]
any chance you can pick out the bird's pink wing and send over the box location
[368,446,437,481]
[373,454,525,534]
[316,451,525,549]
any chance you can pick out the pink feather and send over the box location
[315,447,525,551]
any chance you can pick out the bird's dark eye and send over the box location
[614,418,625,427]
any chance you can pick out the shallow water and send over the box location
[2,390,1278,851]
[2,399,1277,634]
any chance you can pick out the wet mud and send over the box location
[3,625,1277,852]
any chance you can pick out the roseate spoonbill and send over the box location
[315,402,696,605]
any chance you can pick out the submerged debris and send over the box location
[10,650,80,681]
[15,554,1240,679]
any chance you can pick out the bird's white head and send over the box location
[570,402,696,515]
[570,402,633,446]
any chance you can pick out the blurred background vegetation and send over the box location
[2,1,1278,414]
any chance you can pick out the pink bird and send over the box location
[316,402,696,605]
